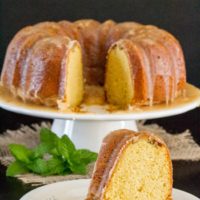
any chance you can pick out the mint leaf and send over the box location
[6,128,98,177]
[40,128,59,147]
[32,128,60,158]
[63,162,72,174]
[56,139,71,162]
[68,149,97,175]
[56,135,76,162]
[27,158,49,175]
[9,144,33,164]
[46,158,65,175]
[61,135,76,152]
[6,161,28,177]
[73,149,98,165]
[33,143,51,159]
[69,163,87,174]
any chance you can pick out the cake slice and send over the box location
[86,129,172,200]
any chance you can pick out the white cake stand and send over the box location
[0,84,200,152]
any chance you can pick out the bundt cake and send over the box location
[1,19,186,109]
[86,129,172,200]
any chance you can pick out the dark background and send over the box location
[1,0,200,87]
[0,0,200,199]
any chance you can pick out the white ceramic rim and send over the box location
[0,97,200,121]
[0,84,200,121]
[20,179,200,200]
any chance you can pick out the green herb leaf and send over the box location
[40,128,59,147]
[6,161,29,177]
[68,149,97,174]
[50,148,60,157]
[56,135,76,162]
[9,144,33,164]
[69,162,87,174]
[56,139,71,162]
[27,158,49,175]
[6,128,98,177]
[33,143,51,159]
[61,135,76,152]
[72,149,98,165]
[32,128,60,159]
[46,157,65,175]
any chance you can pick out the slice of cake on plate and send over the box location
[86,129,172,200]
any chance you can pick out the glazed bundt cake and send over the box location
[86,129,172,200]
[1,19,186,108]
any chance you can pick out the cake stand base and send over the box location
[51,119,138,152]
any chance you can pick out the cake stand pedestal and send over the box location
[0,84,200,152]
[51,119,138,151]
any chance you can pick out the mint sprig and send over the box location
[6,128,97,177]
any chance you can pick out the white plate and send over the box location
[1,84,200,121]
[20,179,199,200]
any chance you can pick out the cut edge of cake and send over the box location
[105,40,134,107]
[57,40,84,109]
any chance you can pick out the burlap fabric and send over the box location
[0,121,200,186]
